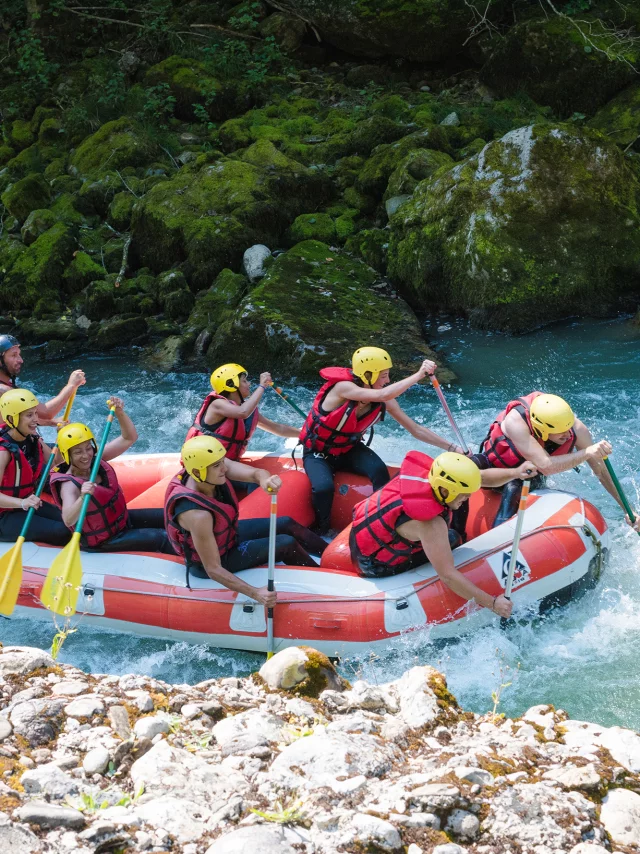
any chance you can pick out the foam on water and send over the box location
[2,317,639,727]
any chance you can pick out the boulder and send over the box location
[208,240,450,379]
[131,141,333,288]
[64,696,105,717]
[21,762,79,798]
[63,251,105,294]
[20,208,56,246]
[0,646,54,675]
[133,715,170,740]
[142,335,188,371]
[187,268,247,335]
[15,801,86,829]
[0,814,43,853]
[590,83,640,149]
[242,245,271,282]
[82,746,111,776]
[384,148,454,202]
[341,813,402,851]
[259,646,344,695]
[388,124,640,332]
[600,788,640,846]
[3,222,77,311]
[90,315,148,350]
[482,16,636,117]
[205,825,311,854]
[1,173,51,223]
[259,13,307,53]
[264,1,506,62]
[288,213,336,244]
[71,117,158,177]
[145,55,237,122]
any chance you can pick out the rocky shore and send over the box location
[1,643,639,853]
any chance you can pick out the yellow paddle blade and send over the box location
[0,537,24,616]
[40,532,83,617]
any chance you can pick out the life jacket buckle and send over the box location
[242,603,256,614]
[395,598,409,611]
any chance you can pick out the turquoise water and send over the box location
[2,316,640,727]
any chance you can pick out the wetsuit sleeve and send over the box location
[173,498,202,517]
[469,452,491,470]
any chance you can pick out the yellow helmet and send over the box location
[182,435,226,482]
[210,363,247,395]
[529,394,575,442]
[0,388,39,428]
[429,452,481,505]
[352,347,392,386]
[58,423,96,465]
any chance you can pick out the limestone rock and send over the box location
[0,719,13,741]
[133,715,170,740]
[134,795,213,844]
[205,825,311,853]
[212,708,287,748]
[20,208,56,246]
[82,746,110,776]
[15,801,86,829]
[21,762,79,798]
[108,705,132,738]
[51,680,89,696]
[391,666,445,728]
[600,788,640,847]
[342,813,401,852]
[64,696,105,717]
[242,244,271,282]
[543,762,601,790]
[0,646,54,676]
[0,813,43,853]
[11,697,66,746]
[445,808,480,841]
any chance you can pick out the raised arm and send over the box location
[36,370,86,425]
[331,360,435,405]
[386,400,464,453]
[181,509,274,606]
[206,372,272,422]
[102,397,138,461]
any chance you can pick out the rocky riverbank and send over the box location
[1,643,639,853]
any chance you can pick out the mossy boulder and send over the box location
[90,315,148,350]
[108,192,137,231]
[186,268,247,332]
[288,213,336,244]
[589,83,640,149]
[345,228,389,274]
[258,646,346,696]
[0,146,15,167]
[268,0,506,62]
[71,118,158,177]
[63,251,105,294]
[1,174,51,223]
[145,55,236,122]
[131,140,333,289]
[6,119,35,151]
[1,146,45,191]
[83,281,117,321]
[384,148,454,201]
[77,173,124,217]
[481,17,637,117]
[388,124,640,332]
[3,222,77,310]
[259,13,307,53]
[208,239,443,377]
[20,209,57,246]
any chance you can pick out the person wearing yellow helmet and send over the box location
[164,436,327,598]
[474,390,636,529]
[49,397,172,553]
[350,451,513,618]
[0,388,69,545]
[299,347,466,533]
[0,335,86,428]
[185,363,299,472]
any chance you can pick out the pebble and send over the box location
[82,746,110,776]
[0,719,13,741]
[64,696,105,717]
[600,788,640,846]
[15,801,86,828]
[133,715,170,739]
[108,705,132,738]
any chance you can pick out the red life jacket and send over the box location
[481,391,577,468]
[50,460,129,548]
[164,471,239,567]
[185,392,259,461]
[351,451,449,568]
[0,429,45,514]
[299,367,385,456]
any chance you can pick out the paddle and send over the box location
[429,375,470,455]
[266,489,278,659]
[269,383,307,420]
[604,457,639,535]
[500,479,530,629]
[0,390,77,616]
[40,402,116,617]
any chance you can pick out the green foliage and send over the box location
[228,1,263,32]
[562,0,593,14]
[11,30,59,99]
[250,798,307,826]
[142,83,177,126]
[201,36,289,86]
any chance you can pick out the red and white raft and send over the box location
[8,453,609,656]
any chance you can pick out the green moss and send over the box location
[209,239,439,377]
[0,146,15,167]
[288,213,336,243]
[334,210,358,242]
[7,119,35,151]
[108,191,137,231]
[287,647,347,698]
[2,146,45,190]
[63,251,105,294]
[187,268,247,331]
[590,83,640,149]
[384,148,453,201]
[388,124,640,331]
[145,55,236,122]
[71,118,158,177]
[38,118,65,149]
[89,315,148,350]
[345,228,388,274]
[44,158,66,180]
[4,222,77,310]
[83,281,117,321]
[1,173,51,223]
[20,209,57,246]
[356,128,450,199]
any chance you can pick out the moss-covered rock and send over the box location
[384,148,454,201]
[0,146,15,167]
[186,268,247,333]
[131,140,333,288]
[1,146,45,189]
[145,56,236,122]
[83,281,117,321]
[266,0,506,62]
[20,209,57,246]
[481,17,637,117]
[345,228,388,274]
[90,315,148,350]
[259,13,307,53]
[3,222,77,310]
[288,213,336,244]
[589,83,640,149]
[6,119,35,151]
[77,173,123,217]
[108,191,137,231]
[388,124,640,332]
[208,239,443,377]
[63,251,105,294]
[1,174,51,223]
[70,118,159,177]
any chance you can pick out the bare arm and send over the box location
[0,447,47,510]
[102,397,137,461]
[256,412,299,439]
[181,510,273,605]
[480,461,537,488]
[205,372,272,423]
[573,421,626,510]
[59,480,83,528]
[224,459,283,493]
[36,370,86,424]
[326,359,435,407]
[386,400,462,452]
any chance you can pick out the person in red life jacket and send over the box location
[50,398,172,553]
[473,391,632,529]
[0,335,85,428]
[351,451,521,619]
[186,363,299,467]
[165,435,328,598]
[299,346,465,533]
[0,389,70,545]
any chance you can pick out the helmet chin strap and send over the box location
[7,416,28,439]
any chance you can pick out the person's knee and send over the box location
[276,534,296,550]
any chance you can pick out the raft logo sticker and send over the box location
[488,549,531,590]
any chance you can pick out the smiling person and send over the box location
[0,335,85,428]
[475,391,634,529]
[0,389,69,545]
[350,451,514,618]
[186,363,299,460]
[299,347,465,533]
[165,436,328,600]
[50,397,172,553]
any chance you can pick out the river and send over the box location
[2,316,640,728]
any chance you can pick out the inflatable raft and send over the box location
[8,453,609,656]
